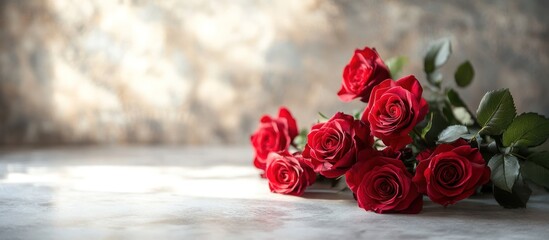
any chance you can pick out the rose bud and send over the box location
[303,112,373,178]
[338,46,391,102]
[251,107,298,171]
[362,75,429,150]
[412,139,491,206]
[346,149,423,214]
[265,152,316,196]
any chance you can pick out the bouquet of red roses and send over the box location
[250,39,549,214]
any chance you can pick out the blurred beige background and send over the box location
[0,0,548,146]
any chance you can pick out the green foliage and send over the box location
[493,175,531,209]
[476,89,516,135]
[447,89,467,108]
[424,38,451,87]
[386,56,408,79]
[502,113,549,148]
[427,72,443,87]
[441,101,457,124]
[454,61,474,87]
[424,38,452,74]
[421,113,433,139]
[352,109,362,120]
[424,104,451,146]
[293,129,309,150]
[446,89,475,126]
[488,154,520,192]
[522,151,549,188]
[437,125,474,143]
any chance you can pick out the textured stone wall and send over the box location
[0,0,548,146]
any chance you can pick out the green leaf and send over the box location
[488,154,520,192]
[526,151,549,168]
[293,129,309,150]
[424,38,452,74]
[421,113,434,139]
[447,89,467,108]
[386,56,408,79]
[522,151,549,188]
[437,125,474,143]
[454,61,474,87]
[424,104,451,146]
[426,71,443,87]
[441,101,457,124]
[446,89,475,125]
[352,109,362,120]
[502,113,549,148]
[476,89,516,135]
[318,112,329,121]
[493,175,531,208]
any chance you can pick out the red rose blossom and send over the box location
[251,107,298,171]
[362,75,429,150]
[303,112,373,178]
[338,47,391,102]
[412,139,491,206]
[266,152,316,196]
[346,150,423,214]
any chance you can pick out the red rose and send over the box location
[265,152,316,196]
[412,139,491,206]
[362,75,429,150]
[346,150,423,214]
[303,112,373,178]
[251,107,298,171]
[338,47,391,102]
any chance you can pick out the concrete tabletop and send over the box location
[0,147,548,240]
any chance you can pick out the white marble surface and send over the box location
[0,147,548,240]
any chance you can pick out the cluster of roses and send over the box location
[251,46,491,214]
